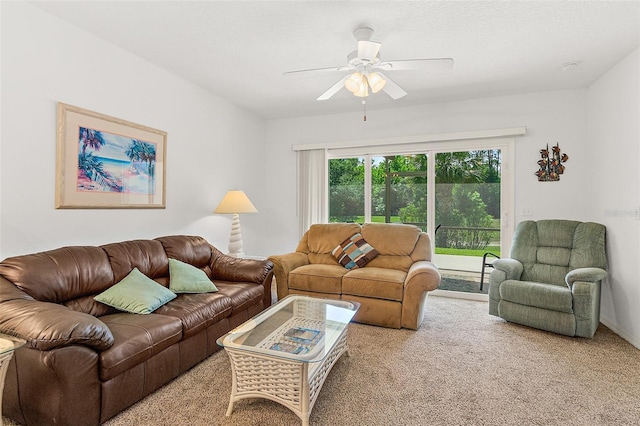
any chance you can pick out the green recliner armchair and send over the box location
[489,220,607,338]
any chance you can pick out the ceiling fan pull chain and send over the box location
[362,99,367,122]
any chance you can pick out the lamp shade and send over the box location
[213,190,258,214]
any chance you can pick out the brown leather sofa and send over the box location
[0,235,273,426]
[268,223,440,329]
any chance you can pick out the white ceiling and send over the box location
[32,1,640,120]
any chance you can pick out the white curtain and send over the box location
[296,149,327,238]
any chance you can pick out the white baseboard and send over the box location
[600,316,640,349]
[430,289,489,302]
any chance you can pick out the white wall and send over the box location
[587,48,640,347]
[265,89,590,255]
[0,2,267,258]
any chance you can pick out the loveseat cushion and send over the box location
[500,280,573,313]
[342,267,406,301]
[361,223,422,272]
[289,264,347,294]
[299,223,361,265]
[98,313,183,381]
[154,293,232,338]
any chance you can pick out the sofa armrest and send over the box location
[492,258,524,281]
[565,267,608,287]
[210,248,274,284]
[0,278,113,351]
[267,252,310,300]
[209,247,274,307]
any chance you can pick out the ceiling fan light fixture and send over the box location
[353,80,369,97]
[345,72,364,93]
[367,72,386,93]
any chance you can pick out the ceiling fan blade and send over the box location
[376,72,407,99]
[358,40,381,62]
[317,76,348,101]
[283,65,352,77]
[378,58,454,71]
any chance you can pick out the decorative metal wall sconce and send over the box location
[535,143,568,181]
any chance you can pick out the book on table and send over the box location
[284,326,324,345]
[269,341,310,354]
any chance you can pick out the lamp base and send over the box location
[227,213,245,258]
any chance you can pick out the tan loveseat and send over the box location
[268,223,440,329]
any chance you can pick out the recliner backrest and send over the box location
[510,220,607,286]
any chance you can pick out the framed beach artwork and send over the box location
[55,103,167,209]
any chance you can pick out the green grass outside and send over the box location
[435,246,500,257]
[355,216,402,223]
[352,216,500,257]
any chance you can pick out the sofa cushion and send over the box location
[331,233,378,269]
[215,282,265,314]
[168,258,218,293]
[98,312,183,381]
[101,239,169,282]
[94,268,176,314]
[0,245,114,304]
[342,267,406,301]
[500,280,573,313]
[154,293,232,338]
[289,264,347,294]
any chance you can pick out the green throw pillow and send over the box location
[168,258,218,293]
[94,267,176,314]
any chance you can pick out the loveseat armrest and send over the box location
[267,252,310,300]
[0,278,113,351]
[565,267,608,287]
[492,258,524,281]
[401,261,441,329]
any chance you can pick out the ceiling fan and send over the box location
[283,27,453,101]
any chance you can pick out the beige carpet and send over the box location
[4,296,640,425]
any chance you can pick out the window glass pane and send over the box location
[372,154,427,229]
[434,150,501,255]
[328,157,364,223]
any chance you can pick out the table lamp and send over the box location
[214,190,258,258]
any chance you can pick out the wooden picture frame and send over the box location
[55,103,166,209]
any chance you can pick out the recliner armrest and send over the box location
[492,258,524,281]
[565,267,608,287]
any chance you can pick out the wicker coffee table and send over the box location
[217,295,359,426]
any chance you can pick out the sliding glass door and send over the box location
[433,150,501,294]
[327,139,512,297]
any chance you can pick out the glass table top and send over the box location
[0,333,26,355]
[217,295,359,362]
